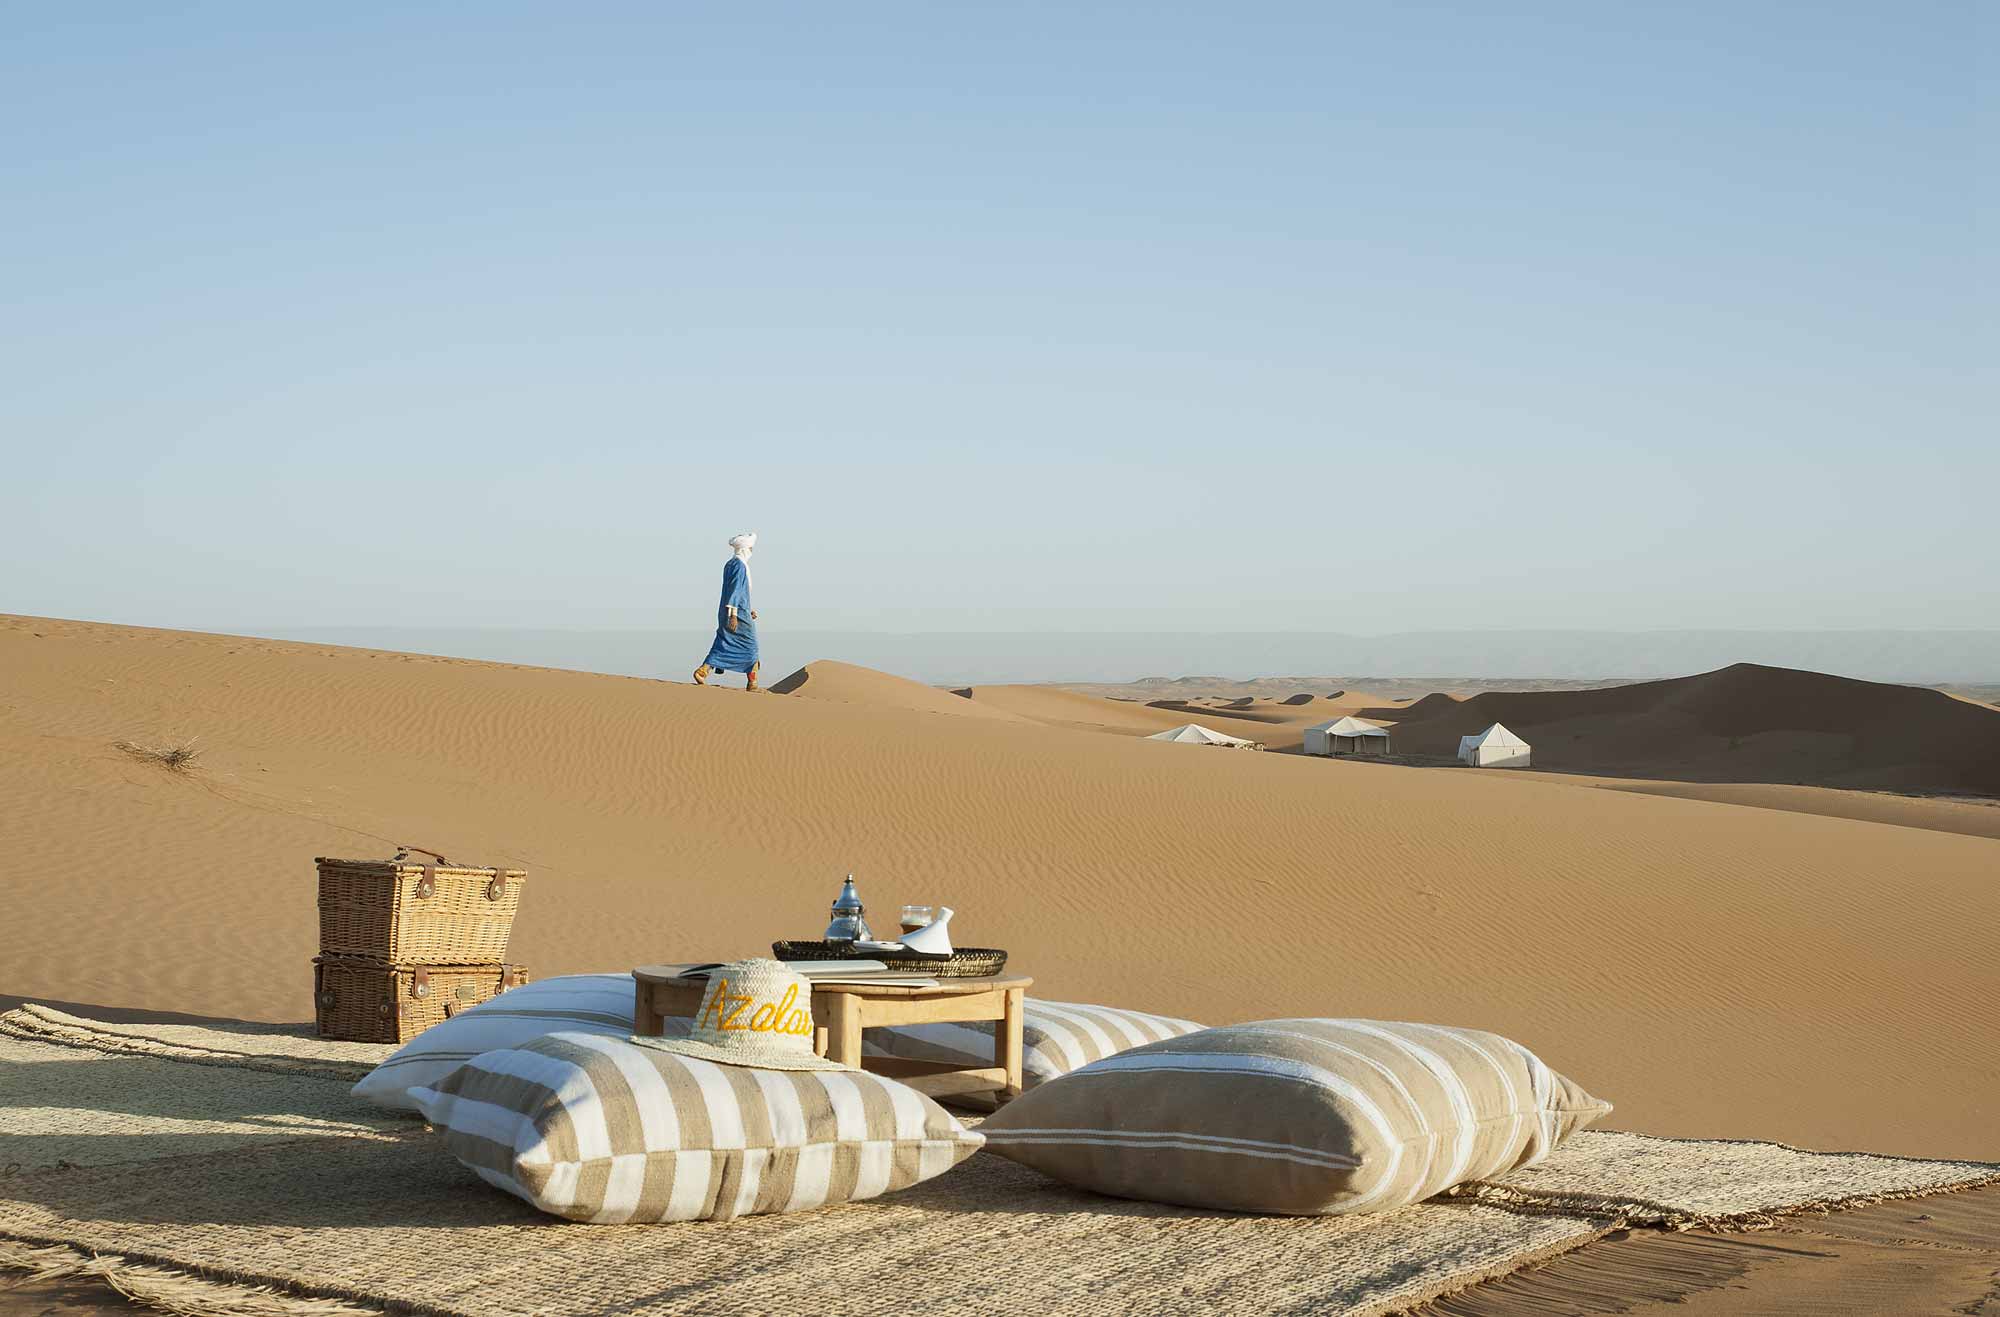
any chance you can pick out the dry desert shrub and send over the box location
[114,737,201,772]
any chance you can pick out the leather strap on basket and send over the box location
[393,846,454,865]
[396,846,452,898]
[485,874,506,901]
[410,967,431,999]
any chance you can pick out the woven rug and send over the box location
[3,1007,1995,1317]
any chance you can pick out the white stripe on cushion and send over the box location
[784,1142,836,1214]
[1078,1051,1405,1209]
[979,1133,1361,1172]
[817,1071,869,1146]
[465,1045,617,1166]
[749,1069,810,1149]
[979,1127,1361,1169]
[560,1031,682,1155]
[851,1139,893,1202]
[681,1055,748,1151]
[409,1089,519,1151]
[730,1147,768,1219]
[1407,1022,1526,1177]
[1228,1025,1439,1196]
[879,1073,929,1141]
[1071,1004,1152,1050]
[1031,1003,1119,1060]
[601,1151,650,1224]
[1332,1022,1479,1199]
[667,1147,714,1221]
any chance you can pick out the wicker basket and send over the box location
[772,941,1008,978]
[314,957,530,1044]
[316,855,525,964]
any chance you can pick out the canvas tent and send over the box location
[1458,723,1531,768]
[1146,723,1261,749]
[1303,716,1392,757]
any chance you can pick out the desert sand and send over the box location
[3,613,1996,1169]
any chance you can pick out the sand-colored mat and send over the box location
[0,1031,407,1174]
[0,1003,391,1080]
[4,1009,1997,1316]
[1,1134,1609,1317]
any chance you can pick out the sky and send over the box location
[3,2,1992,639]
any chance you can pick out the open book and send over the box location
[677,960,941,988]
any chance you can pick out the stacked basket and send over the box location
[314,853,529,1043]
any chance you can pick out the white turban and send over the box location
[728,532,756,558]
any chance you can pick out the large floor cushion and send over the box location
[979,1019,1612,1216]
[413,1032,984,1222]
[352,974,685,1112]
[865,1000,1205,1089]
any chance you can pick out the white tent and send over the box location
[1147,723,1261,749]
[1303,716,1392,757]
[1459,723,1531,768]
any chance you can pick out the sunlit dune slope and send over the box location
[1,615,1995,1159]
[767,659,1031,722]
[949,685,1196,735]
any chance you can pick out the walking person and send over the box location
[693,532,760,690]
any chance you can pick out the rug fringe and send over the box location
[1448,1167,2000,1232]
[1,1239,384,1317]
[0,1007,373,1082]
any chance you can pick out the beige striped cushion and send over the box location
[354,974,685,1113]
[412,1033,983,1222]
[979,1019,1612,1216]
[868,1000,1205,1089]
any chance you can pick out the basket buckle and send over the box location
[486,875,505,902]
[410,968,431,999]
[415,867,436,900]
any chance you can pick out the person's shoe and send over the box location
[745,664,760,693]
[692,664,711,685]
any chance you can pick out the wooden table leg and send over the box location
[997,987,1025,1100]
[633,983,667,1037]
[826,993,864,1069]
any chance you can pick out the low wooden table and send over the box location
[632,965,1033,1103]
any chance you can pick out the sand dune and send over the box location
[1,615,1996,1163]
[1370,663,2000,794]
[1587,780,2000,842]
[767,659,1031,722]
[948,685,1196,735]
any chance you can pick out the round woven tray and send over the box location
[772,941,1009,978]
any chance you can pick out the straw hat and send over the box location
[630,958,850,1072]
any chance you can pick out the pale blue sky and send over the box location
[4,3,1990,636]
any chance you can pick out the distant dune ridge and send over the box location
[1,613,1996,1165]
[1373,663,2000,795]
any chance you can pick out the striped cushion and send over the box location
[865,1000,1206,1090]
[979,1019,1612,1216]
[352,974,686,1113]
[413,1032,984,1222]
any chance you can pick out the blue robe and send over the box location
[702,556,758,672]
